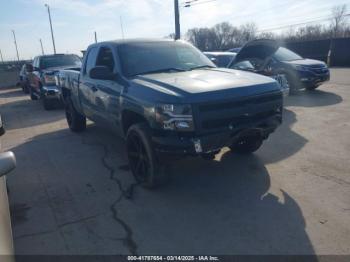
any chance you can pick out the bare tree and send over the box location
[186,27,217,51]
[331,4,348,37]
[185,4,350,52]
[212,22,238,50]
[257,31,276,40]
[236,23,257,45]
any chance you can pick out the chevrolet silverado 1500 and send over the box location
[58,39,283,187]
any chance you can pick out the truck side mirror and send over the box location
[89,66,115,80]
[0,152,16,178]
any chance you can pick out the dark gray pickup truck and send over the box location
[59,39,283,187]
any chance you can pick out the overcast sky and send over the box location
[0,0,348,60]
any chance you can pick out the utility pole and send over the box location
[94,31,97,43]
[39,38,45,55]
[120,16,125,39]
[0,49,4,63]
[174,0,180,40]
[12,30,20,61]
[45,4,56,54]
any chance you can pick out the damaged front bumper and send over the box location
[152,114,282,156]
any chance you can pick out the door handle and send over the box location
[90,85,98,92]
[85,82,98,92]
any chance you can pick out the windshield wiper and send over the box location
[189,65,215,70]
[135,67,187,76]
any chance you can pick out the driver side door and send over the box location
[91,46,123,128]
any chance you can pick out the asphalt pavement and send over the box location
[0,69,349,255]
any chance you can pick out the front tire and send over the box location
[42,96,54,110]
[126,123,165,188]
[65,98,86,132]
[30,87,38,100]
[285,73,299,94]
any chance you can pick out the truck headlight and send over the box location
[44,75,56,85]
[155,103,194,131]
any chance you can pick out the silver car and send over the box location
[0,115,16,259]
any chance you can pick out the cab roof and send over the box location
[88,38,184,48]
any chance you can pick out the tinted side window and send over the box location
[96,47,115,72]
[85,47,99,75]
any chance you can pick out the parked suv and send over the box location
[59,39,283,188]
[203,52,236,67]
[27,54,81,110]
[228,39,330,92]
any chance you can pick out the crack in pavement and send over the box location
[14,230,55,240]
[81,134,141,255]
[57,213,104,228]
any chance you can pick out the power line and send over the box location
[258,13,350,32]
[229,2,348,25]
[183,0,217,8]
[181,0,199,6]
[228,1,348,27]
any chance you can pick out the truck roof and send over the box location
[88,38,182,48]
[35,54,79,59]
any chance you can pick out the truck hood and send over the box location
[131,68,280,103]
[42,65,81,75]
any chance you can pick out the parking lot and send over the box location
[0,68,349,255]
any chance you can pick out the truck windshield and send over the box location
[40,55,82,69]
[273,47,302,61]
[118,41,215,77]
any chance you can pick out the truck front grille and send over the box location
[202,110,277,130]
[194,91,283,134]
[198,92,281,112]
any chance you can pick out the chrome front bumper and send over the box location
[42,86,61,99]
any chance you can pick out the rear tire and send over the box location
[24,82,30,94]
[22,81,29,94]
[230,133,263,154]
[65,98,86,132]
[126,123,166,188]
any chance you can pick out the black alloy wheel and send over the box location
[65,98,86,132]
[127,130,150,183]
[126,123,166,188]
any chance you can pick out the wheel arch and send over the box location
[121,109,149,137]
